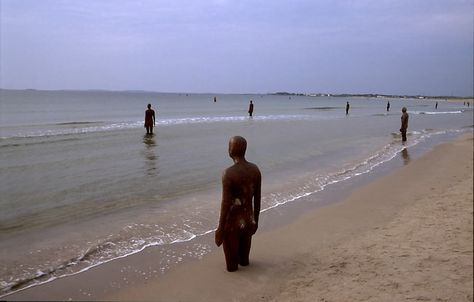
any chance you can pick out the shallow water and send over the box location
[0,89,472,296]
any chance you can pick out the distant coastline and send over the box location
[1,88,472,100]
[271,91,474,100]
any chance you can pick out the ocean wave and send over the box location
[371,113,395,117]
[0,115,313,140]
[304,106,341,110]
[2,109,467,140]
[55,121,105,126]
[411,110,463,115]
[0,223,215,297]
[0,137,81,149]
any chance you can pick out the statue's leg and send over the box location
[223,231,239,272]
[238,231,252,266]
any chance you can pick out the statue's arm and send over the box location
[216,171,232,246]
[252,169,262,234]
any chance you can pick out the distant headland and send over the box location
[270,92,473,100]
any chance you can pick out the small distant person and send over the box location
[400,107,409,142]
[346,101,350,115]
[248,100,254,117]
[144,104,156,135]
[435,101,438,109]
[215,136,261,272]
[214,96,217,103]
[387,101,390,112]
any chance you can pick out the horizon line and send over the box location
[0,88,472,99]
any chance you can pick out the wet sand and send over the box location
[6,134,473,301]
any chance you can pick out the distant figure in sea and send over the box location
[387,101,390,112]
[144,104,156,135]
[215,136,261,272]
[346,101,350,115]
[214,96,217,103]
[400,107,409,143]
[248,100,254,117]
[435,101,438,109]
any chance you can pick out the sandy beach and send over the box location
[6,133,473,301]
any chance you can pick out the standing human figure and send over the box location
[144,104,156,135]
[435,101,438,109]
[215,136,261,272]
[400,107,409,142]
[387,101,390,112]
[248,100,254,117]
[346,101,350,115]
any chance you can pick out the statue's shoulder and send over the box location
[247,162,261,176]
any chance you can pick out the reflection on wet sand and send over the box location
[143,134,158,175]
[401,147,410,165]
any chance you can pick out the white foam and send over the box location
[1,115,315,139]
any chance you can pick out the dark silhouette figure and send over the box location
[387,101,390,112]
[435,102,438,109]
[400,107,409,142]
[248,100,254,117]
[144,104,156,134]
[214,96,217,103]
[215,136,261,272]
[346,101,350,115]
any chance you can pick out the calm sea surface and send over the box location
[0,89,472,296]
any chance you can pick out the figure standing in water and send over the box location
[346,101,350,115]
[214,96,217,103]
[400,107,409,142]
[435,101,438,109]
[215,136,261,272]
[144,103,156,135]
[387,101,390,112]
[248,100,254,117]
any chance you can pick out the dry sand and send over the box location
[6,134,473,301]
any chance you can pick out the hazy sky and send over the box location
[1,0,473,95]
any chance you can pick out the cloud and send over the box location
[1,0,472,94]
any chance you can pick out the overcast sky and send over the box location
[1,0,473,96]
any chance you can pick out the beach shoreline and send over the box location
[5,133,472,301]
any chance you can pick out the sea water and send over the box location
[0,89,472,296]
